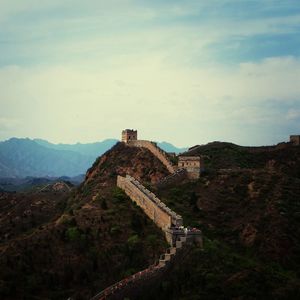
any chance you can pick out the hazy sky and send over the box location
[1,0,300,147]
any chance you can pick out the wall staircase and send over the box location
[90,236,188,300]
[127,140,176,174]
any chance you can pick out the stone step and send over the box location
[164,253,175,261]
[159,260,166,267]
[170,247,176,255]
[176,241,183,248]
[180,236,187,243]
[166,247,177,255]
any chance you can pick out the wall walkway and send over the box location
[117,175,183,232]
[89,176,202,299]
[127,140,176,174]
[156,168,187,188]
[90,236,191,300]
[90,171,202,299]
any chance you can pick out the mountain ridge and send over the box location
[0,139,299,299]
[0,138,186,178]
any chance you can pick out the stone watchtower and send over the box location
[290,135,300,146]
[122,129,137,143]
[178,156,204,179]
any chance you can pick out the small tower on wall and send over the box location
[122,129,138,143]
[178,156,205,179]
[290,135,300,146]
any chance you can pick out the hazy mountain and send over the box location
[0,138,186,178]
[1,141,300,299]
[157,141,187,154]
[0,138,96,178]
[0,175,84,192]
[35,138,186,155]
[34,138,118,157]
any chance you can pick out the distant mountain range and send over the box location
[156,141,187,154]
[0,138,187,179]
[0,175,84,192]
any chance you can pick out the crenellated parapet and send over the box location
[121,129,138,143]
[91,132,203,300]
[90,236,190,300]
[126,140,176,174]
[91,175,202,300]
[92,176,202,299]
[156,168,187,188]
[117,175,182,231]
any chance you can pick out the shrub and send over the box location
[101,198,108,210]
[65,227,80,242]
[110,225,121,235]
[82,185,91,197]
[112,187,127,202]
[127,234,140,249]
[131,213,143,233]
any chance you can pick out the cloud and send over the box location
[1,0,300,68]
[0,55,299,146]
[0,1,299,146]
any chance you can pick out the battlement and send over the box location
[90,130,204,299]
[117,175,182,231]
[126,140,176,173]
[121,130,176,173]
[92,175,202,299]
[90,235,195,300]
[156,168,187,188]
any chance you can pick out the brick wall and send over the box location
[126,140,176,173]
[117,175,182,231]
[91,176,202,300]
[178,156,204,179]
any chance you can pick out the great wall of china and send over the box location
[91,234,193,300]
[127,140,176,174]
[90,130,203,300]
[117,175,182,234]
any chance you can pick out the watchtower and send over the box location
[290,135,300,146]
[178,156,204,179]
[122,129,137,143]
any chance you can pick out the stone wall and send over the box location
[178,156,204,179]
[156,168,187,188]
[90,236,192,300]
[126,140,176,174]
[117,175,182,231]
[91,175,202,300]
[290,135,300,146]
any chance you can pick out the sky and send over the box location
[0,0,300,147]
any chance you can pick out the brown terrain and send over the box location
[0,143,169,300]
[149,142,300,299]
[0,141,300,299]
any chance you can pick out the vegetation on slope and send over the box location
[186,141,300,173]
[149,144,300,299]
[1,140,300,300]
[0,143,169,300]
